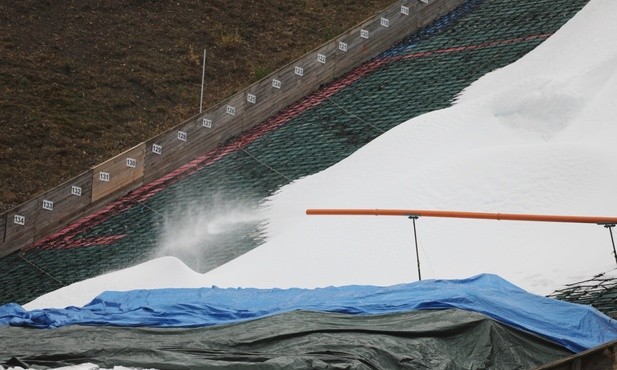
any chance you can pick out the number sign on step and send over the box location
[317,53,326,64]
[338,41,348,52]
[361,29,369,39]
[14,215,26,225]
[177,131,188,142]
[152,144,163,155]
[99,172,111,182]
[294,66,304,77]
[203,118,212,128]
[247,93,256,104]
[71,185,82,196]
[380,18,389,28]
[401,6,409,15]
[42,200,54,211]
[126,158,137,168]
[226,105,236,115]
[272,79,282,89]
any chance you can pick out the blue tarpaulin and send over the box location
[1,274,616,353]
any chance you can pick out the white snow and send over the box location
[25,0,617,311]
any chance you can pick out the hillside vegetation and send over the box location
[0,0,392,212]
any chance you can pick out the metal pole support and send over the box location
[199,49,207,113]
[409,215,422,281]
[601,223,617,264]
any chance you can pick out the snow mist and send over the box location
[155,196,266,273]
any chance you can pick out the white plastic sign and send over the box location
[42,200,54,211]
[14,215,25,225]
[99,172,110,182]
[71,185,82,196]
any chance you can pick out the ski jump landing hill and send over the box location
[0,0,597,311]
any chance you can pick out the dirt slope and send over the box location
[0,0,392,212]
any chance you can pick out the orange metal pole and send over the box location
[305,209,617,224]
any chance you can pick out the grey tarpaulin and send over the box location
[0,309,571,369]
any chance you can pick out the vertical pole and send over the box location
[409,215,422,281]
[199,49,207,114]
[605,224,617,264]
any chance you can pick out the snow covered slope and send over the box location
[199,0,617,293]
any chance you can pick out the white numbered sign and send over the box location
[42,200,54,211]
[203,118,212,128]
[294,66,304,76]
[272,79,282,89]
[361,29,369,39]
[99,172,111,182]
[126,158,137,168]
[177,131,188,142]
[317,53,327,64]
[14,215,25,225]
[401,6,409,15]
[247,93,256,104]
[226,105,236,115]
[152,144,163,155]
[71,185,82,196]
[338,42,348,52]
[380,18,390,28]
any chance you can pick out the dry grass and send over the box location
[0,0,393,212]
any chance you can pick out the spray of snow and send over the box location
[153,196,265,272]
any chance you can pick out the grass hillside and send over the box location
[0,0,392,212]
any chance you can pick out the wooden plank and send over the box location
[304,42,339,88]
[143,92,246,184]
[92,144,146,203]
[0,212,6,245]
[373,2,411,47]
[34,171,93,241]
[272,64,304,110]
[244,78,275,131]
[0,171,93,258]
[4,198,38,249]
[334,2,407,76]
[270,43,339,120]
[333,4,390,76]
[242,40,338,132]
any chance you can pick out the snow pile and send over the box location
[25,0,617,310]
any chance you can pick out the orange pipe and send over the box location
[305,209,617,224]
